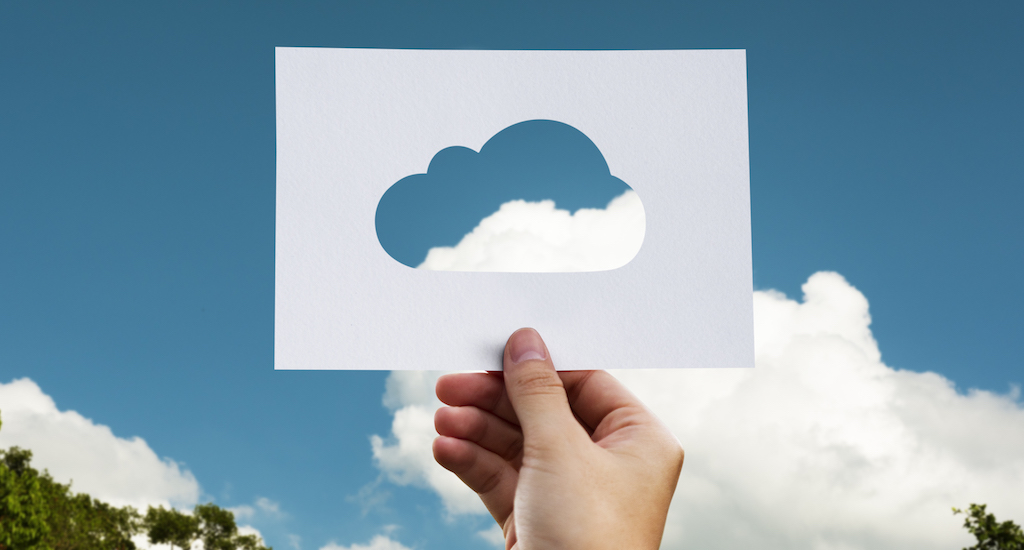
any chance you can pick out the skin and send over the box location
[433,327,685,550]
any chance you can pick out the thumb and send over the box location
[503,328,581,444]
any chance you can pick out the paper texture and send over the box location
[275,48,752,371]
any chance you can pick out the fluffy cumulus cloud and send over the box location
[418,190,644,272]
[0,379,275,550]
[320,535,413,550]
[476,525,505,547]
[371,372,485,516]
[371,272,1024,550]
[0,378,200,509]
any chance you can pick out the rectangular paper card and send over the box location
[275,48,752,371]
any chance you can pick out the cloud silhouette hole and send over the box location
[375,120,645,272]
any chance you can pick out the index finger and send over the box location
[435,371,520,427]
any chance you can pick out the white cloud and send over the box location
[230,504,256,521]
[348,478,392,516]
[370,400,485,516]
[476,525,504,548]
[230,496,285,521]
[0,377,200,509]
[319,535,413,550]
[372,369,484,516]
[370,272,1024,550]
[237,525,267,544]
[417,190,644,272]
[255,496,283,517]
[0,380,278,549]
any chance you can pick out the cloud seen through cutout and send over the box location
[375,120,645,272]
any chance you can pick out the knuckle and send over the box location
[474,465,504,495]
[511,369,564,397]
[468,410,490,442]
[501,434,524,462]
[663,438,685,472]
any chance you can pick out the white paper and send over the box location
[275,48,752,371]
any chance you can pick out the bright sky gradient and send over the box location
[1,2,1023,550]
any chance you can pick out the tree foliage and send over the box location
[955,504,1024,550]
[0,412,270,550]
[1,446,51,550]
[143,504,270,550]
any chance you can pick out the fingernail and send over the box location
[509,328,547,364]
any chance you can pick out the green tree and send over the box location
[44,490,139,550]
[144,504,271,550]
[1,411,270,550]
[143,506,199,549]
[954,503,1024,550]
[0,445,51,550]
[1,410,139,550]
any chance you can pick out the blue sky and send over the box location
[1,1,1022,549]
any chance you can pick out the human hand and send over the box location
[433,328,684,550]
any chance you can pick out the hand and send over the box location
[433,328,684,550]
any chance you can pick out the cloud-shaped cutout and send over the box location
[375,120,645,272]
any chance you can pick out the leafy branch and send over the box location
[954,504,1024,550]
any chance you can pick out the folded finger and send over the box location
[436,372,519,426]
[433,436,517,524]
[435,406,523,467]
